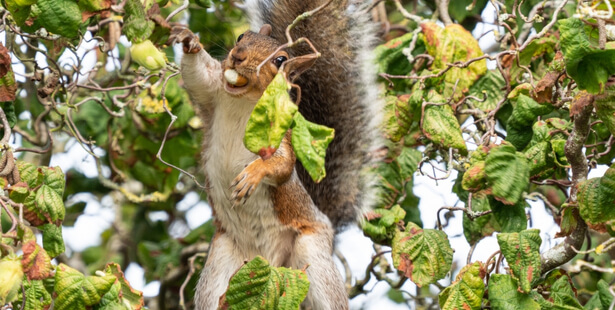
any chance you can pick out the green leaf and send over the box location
[577,164,615,225]
[421,22,487,100]
[41,223,65,258]
[244,73,298,157]
[123,0,155,43]
[382,95,417,142]
[0,254,24,305]
[223,256,309,310]
[558,18,615,94]
[42,166,65,195]
[448,0,488,24]
[392,222,453,287]
[396,147,421,181]
[509,35,558,84]
[584,280,613,310]
[524,141,552,177]
[535,272,583,310]
[362,205,406,244]
[1,104,16,138]
[467,70,506,112]
[491,198,528,233]
[497,229,542,293]
[506,94,553,150]
[550,139,568,167]
[488,274,540,310]
[78,0,110,13]
[374,32,417,77]
[291,112,334,183]
[181,219,215,244]
[506,124,535,152]
[400,181,422,227]
[523,119,571,178]
[462,195,497,245]
[373,160,403,208]
[595,84,615,137]
[370,147,420,213]
[17,222,36,242]
[485,144,530,205]
[6,163,65,228]
[136,239,181,281]
[462,161,486,191]
[23,279,52,310]
[438,262,486,310]
[422,90,467,153]
[35,184,65,224]
[103,263,144,310]
[95,281,125,310]
[3,0,32,27]
[1,208,13,233]
[54,264,117,310]
[17,161,42,189]
[462,195,527,245]
[36,0,81,38]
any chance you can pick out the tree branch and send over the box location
[540,99,592,273]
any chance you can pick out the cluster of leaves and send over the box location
[220,256,310,309]
[0,156,145,309]
[358,0,615,308]
[1,0,615,309]
[0,0,241,307]
[243,73,334,182]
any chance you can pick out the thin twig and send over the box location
[156,72,207,189]
[179,253,207,309]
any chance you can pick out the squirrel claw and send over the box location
[230,160,265,207]
[168,26,202,54]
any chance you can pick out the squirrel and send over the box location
[172,0,382,308]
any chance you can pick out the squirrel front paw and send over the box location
[168,26,202,54]
[230,160,266,206]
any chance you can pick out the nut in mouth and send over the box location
[224,69,248,90]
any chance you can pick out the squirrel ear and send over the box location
[259,24,272,36]
[282,55,317,82]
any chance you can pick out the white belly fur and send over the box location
[204,96,295,265]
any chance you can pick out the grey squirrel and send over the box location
[173,0,382,308]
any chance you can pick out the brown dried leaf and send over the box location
[532,51,565,105]
[37,72,60,98]
[0,43,17,102]
[555,207,578,238]
[21,240,53,280]
[533,71,559,104]
[0,44,12,77]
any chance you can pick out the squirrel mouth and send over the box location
[224,69,249,94]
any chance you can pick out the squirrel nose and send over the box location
[230,48,247,66]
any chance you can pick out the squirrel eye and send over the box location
[237,33,244,42]
[273,56,287,68]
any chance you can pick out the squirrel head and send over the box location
[221,24,316,101]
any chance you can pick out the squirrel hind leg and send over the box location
[290,230,349,310]
[194,233,244,310]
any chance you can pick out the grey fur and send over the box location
[244,0,384,229]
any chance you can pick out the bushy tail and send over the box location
[245,0,383,229]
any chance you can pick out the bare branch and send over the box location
[540,99,593,273]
